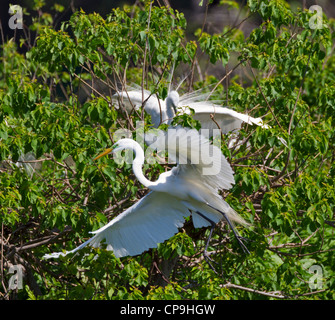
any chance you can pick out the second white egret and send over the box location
[114,88,268,134]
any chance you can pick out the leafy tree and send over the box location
[1,0,335,300]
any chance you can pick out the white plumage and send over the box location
[113,88,269,134]
[43,127,248,260]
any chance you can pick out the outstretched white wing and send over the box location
[180,101,269,134]
[43,191,189,259]
[177,88,268,133]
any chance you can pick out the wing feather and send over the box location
[151,126,235,190]
[112,90,151,112]
[180,102,268,133]
[146,127,248,227]
[112,87,268,132]
[113,89,166,127]
[43,191,189,259]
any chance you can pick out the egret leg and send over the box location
[206,204,250,255]
[194,211,219,274]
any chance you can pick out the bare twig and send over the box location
[248,60,283,130]
[207,61,243,100]
[142,2,153,118]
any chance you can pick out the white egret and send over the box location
[114,88,268,134]
[43,127,249,269]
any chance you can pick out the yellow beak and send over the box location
[93,148,113,161]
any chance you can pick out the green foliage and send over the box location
[1,0,335,300]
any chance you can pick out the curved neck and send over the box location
[166,100,176,119]
[166,91,179,120]
[130,142,155,189]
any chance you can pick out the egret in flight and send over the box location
[43,127,249,269]
[114,88,268,134]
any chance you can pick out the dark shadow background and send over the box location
[0,0,204,42]
[0,0,213,57]
[0,0,334,52]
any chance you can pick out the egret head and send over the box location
[166,90,179,114]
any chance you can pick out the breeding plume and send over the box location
[114,88,268,134]
[43,127,249,266]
